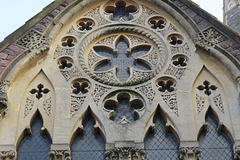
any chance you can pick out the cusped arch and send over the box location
[69,106,106,145]
[197,107,234,159]
[16,110,52,159]
[197,106,234,143]
[143,105,180,142]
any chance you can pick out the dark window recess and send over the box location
[17,114,51,160]
[71,115,106,160]
[199,111,234,160]
[144,113,180,160]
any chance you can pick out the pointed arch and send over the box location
[198,108,234,160]
[17,110,52,159]
[70,107,106,160]
[144,105,180,160]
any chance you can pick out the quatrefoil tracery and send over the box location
[103,91,145,123]
[71,79,90,95]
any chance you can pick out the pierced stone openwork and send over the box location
[71,79,91,95]
[168,34,184,46]
[197,80,217,96]
[172,55,188,68]
[57,57,73,70]
[79,27,166,86]
[77,18,95,31]
[104,0,138,21]
[103,91,145,123]
[61,36,76,48]
[156,77,177,93]
[148,16,167,30]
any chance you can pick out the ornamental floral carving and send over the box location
[16,30,49,53]
[180,147,201,160]
[49,150,71,160]
[0,150,16,160]
[0,80,10,117]
[105,147,145,160]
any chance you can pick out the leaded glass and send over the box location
[144,113,180,160]
[199,112,234,160]
[71,115,105,160]
[17,115,51,160]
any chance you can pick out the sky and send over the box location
[0,0,224,42]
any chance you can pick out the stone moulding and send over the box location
[78,24,166,86]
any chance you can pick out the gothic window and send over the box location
[198,110,234,160]
[71,115,105,159]
[144,111,180,160]
[17,113,51,160]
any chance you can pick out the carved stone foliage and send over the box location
[43,97,52,117]
[135,83,156,104]
[91,84,111,105]
[162,93,178,116]
[60,67,82,82]
[134,6,158,25]
[234,146,240,160]
[170,43,191,56]
[24,98,34,118]
[49,150,71,160]
[195,27,228,50]
[70,96,86,117]
[105,147,145,160]
[16,29,49,53]
[180,147,201,160]
[103,91,145,123]
[54,45,75,59]
[196,94,205,114]
[0,80,10,117]
[213,94,224,113]
[85,7,110,26]
[202,27,227,45]
[164,64,186,79]
[156,77,179,116]
[79,28,166,86]
[0,150,16,160]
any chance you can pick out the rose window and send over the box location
[80,31,166,86]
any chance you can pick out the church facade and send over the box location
[0,0,240,159]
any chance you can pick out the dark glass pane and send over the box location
[17,115,51,160]
[71,116,105,160]
[199,112,234,160]
[144,114,180,160]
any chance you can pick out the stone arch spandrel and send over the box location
[16,70,56,145]
[192,66,235,139]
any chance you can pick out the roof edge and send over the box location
[178,0,240,43]
[0,0,65,52]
